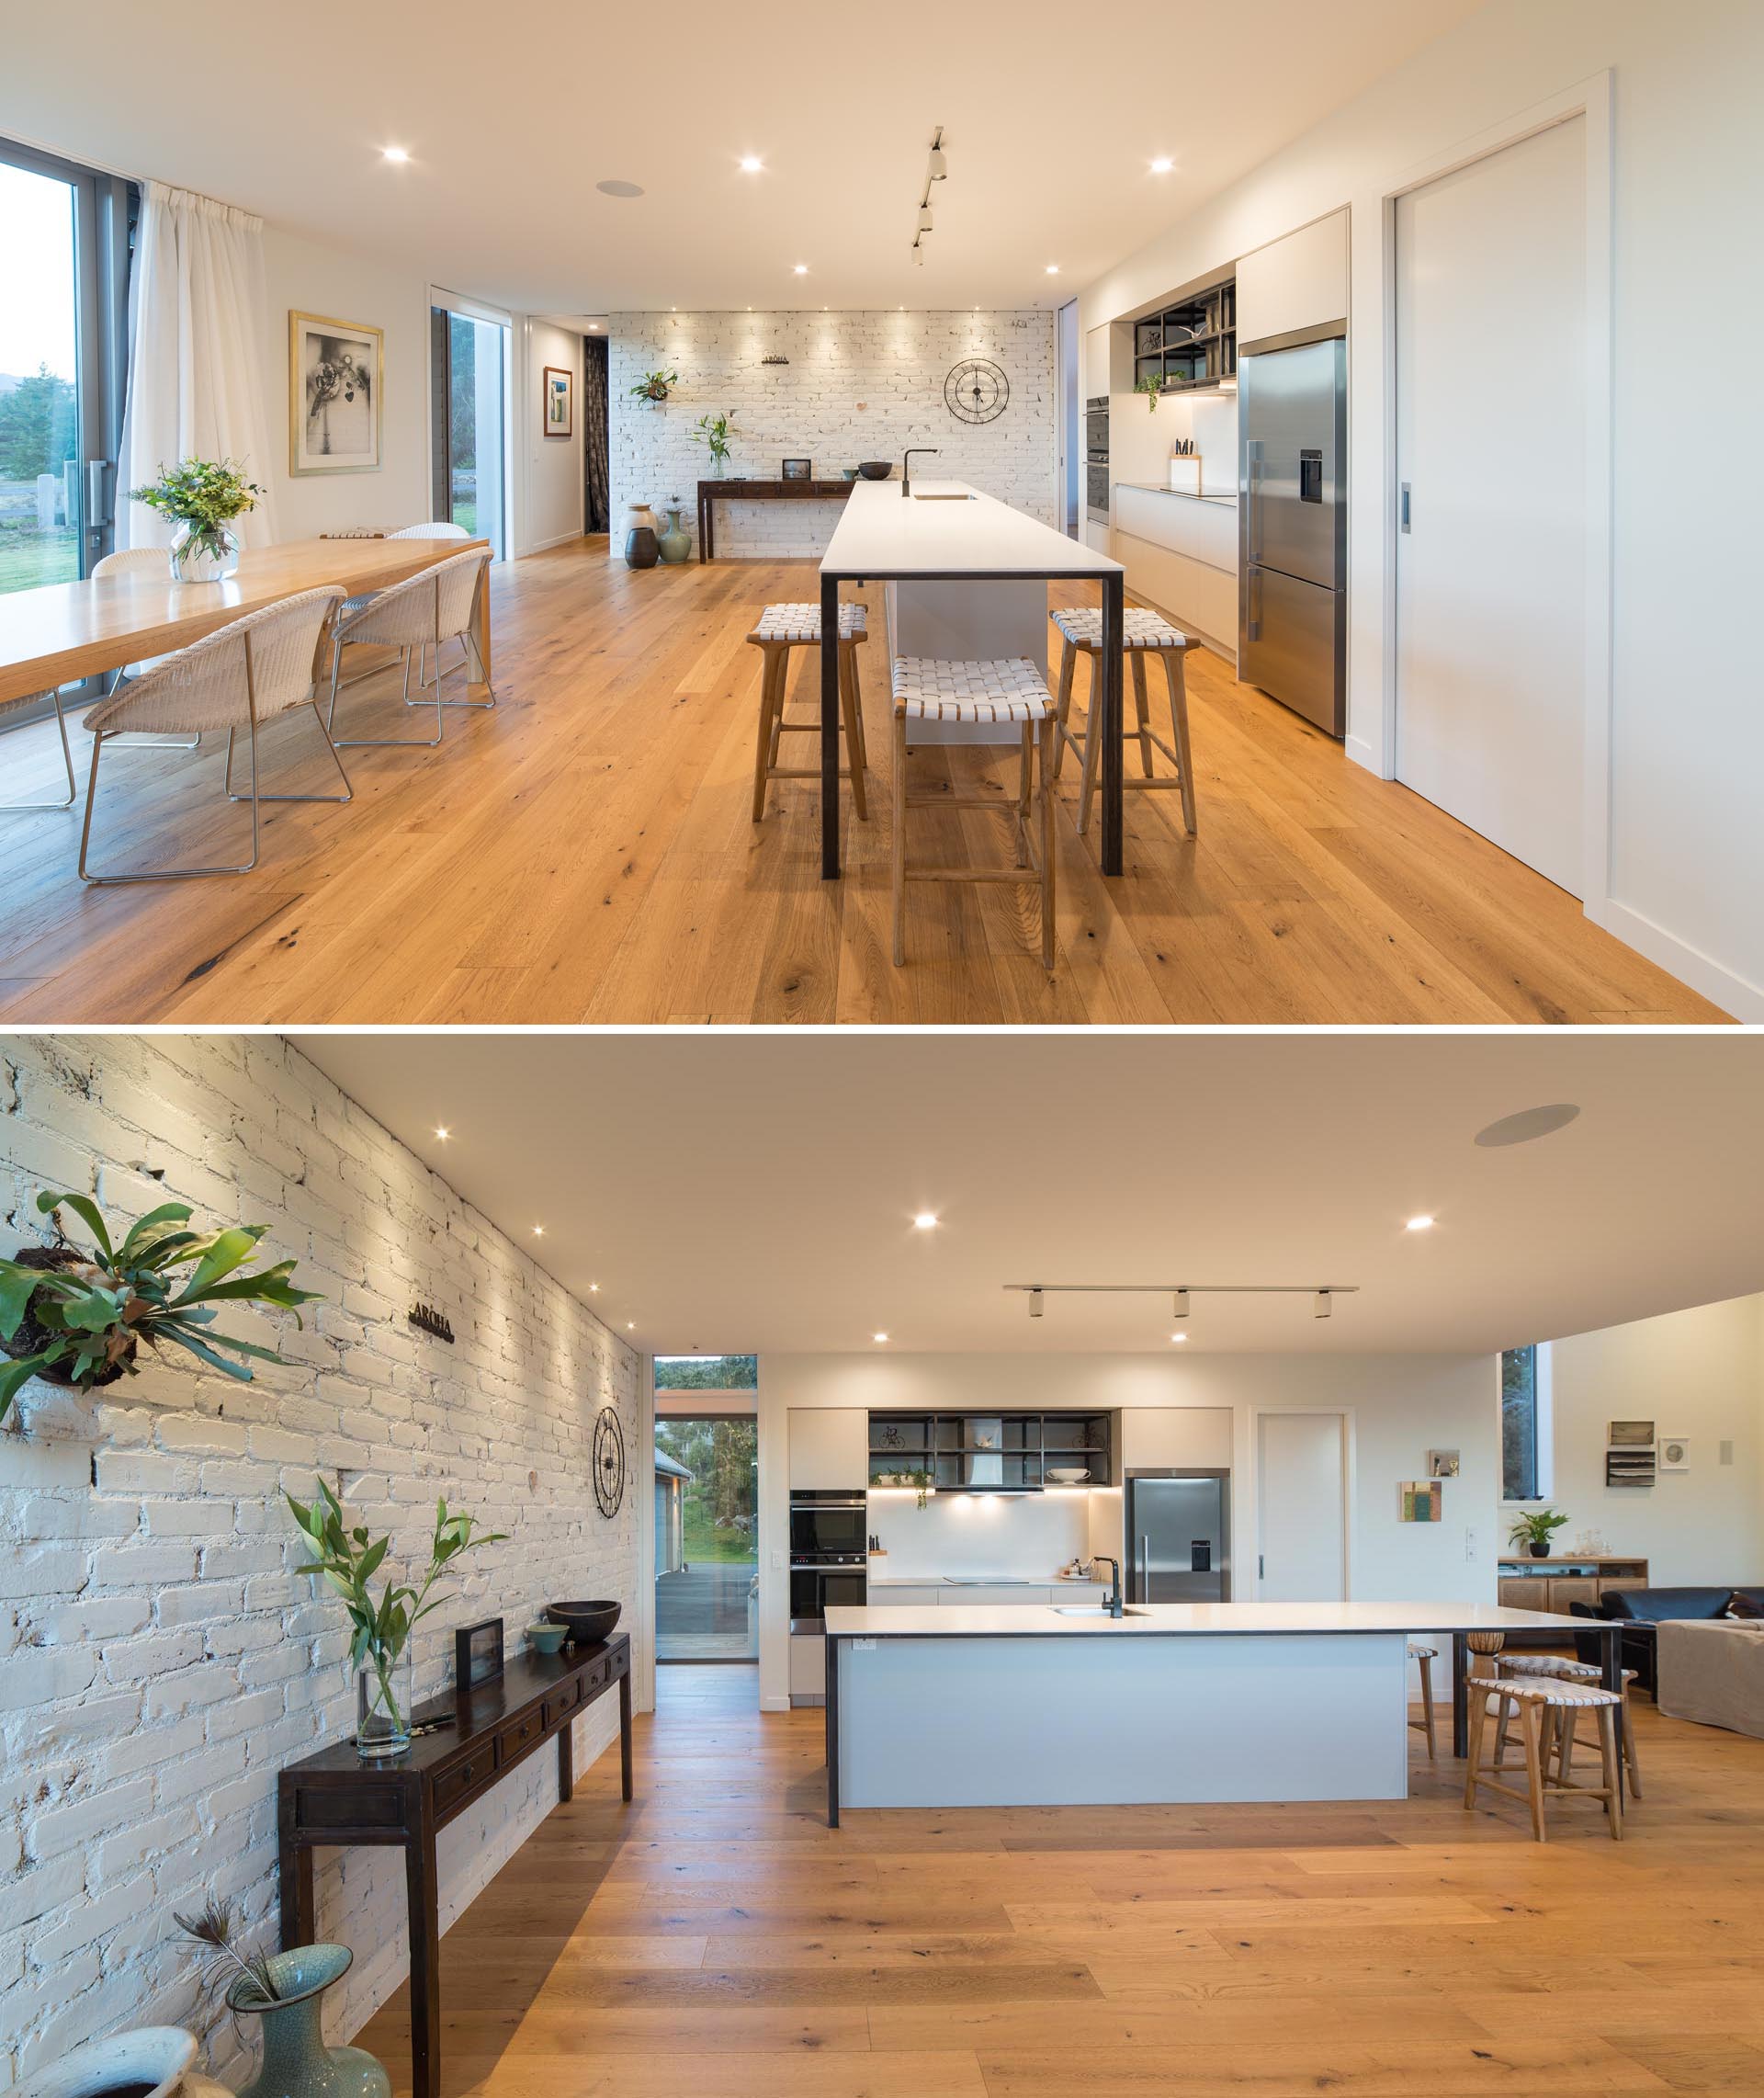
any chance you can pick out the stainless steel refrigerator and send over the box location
[1238,334,1346,737]
[1125,1470,1231,1604]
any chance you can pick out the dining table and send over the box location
[0,536,493,709]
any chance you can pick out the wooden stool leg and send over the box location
[1521,1700,1547,1843]
[1417,1651,1435,1761]
[847,641,869,774]
[1130,650,1155,776]
[1622,1684,1642,1797]
[1016,723,1033,867]
[1052,640,1077,782]
[1493,1679,1513,1771]
[1077,652,1104,836]
[891,711,908,969]
[1161,646,1197,835]
[1596,1704,1624,1841]
[768,644,790,766]
[1039,713,1057,973]
[1557,1705,1575,1788]
[839,646,868,822]
[752,645,782,822]
[1463,1684,1488,1810]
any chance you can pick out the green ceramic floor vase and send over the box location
[229,1946,390,2098]
[656,507,692,563]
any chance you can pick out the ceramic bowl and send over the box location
[546,1599,622,1645]
[1046,1468,1090,1484]
[526,1621,569,1654]
[857,461,893,480]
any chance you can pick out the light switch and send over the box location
[771,1550,784,1570]
[1464,1526,1478,1561]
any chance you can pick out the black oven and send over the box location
[1085,395,1110,458]
[1085,395,1110,523]
[789,1559,867,1632]
[788,1491,866,1559]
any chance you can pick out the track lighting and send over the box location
[1171,1289,1190,1321]
[912,129,947,261]
[911,244,924,267]
[1314,1290,1332,1320]
[1029,1288,1044,1320]
[919,205,933,232]
[928,145,947,180]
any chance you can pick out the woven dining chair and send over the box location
[91,545,199,749]
[77,584,347,884]
[387,524,482,697]
[0,689,75,811]
[325,549,493,748]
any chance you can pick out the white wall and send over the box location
[608,310,1055,558]
[758,1352,1498,1711]
[522,321,583,554]
[1539,1294,1764,1583]
[1079,0,1764,1019]
[0,1038,643,2084]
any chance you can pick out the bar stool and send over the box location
[1048,606,1198,839]
[747,602,870,822]
[1464,1673,1623,1843]
[890,656,1057,972]
[1494,1655,1644,1797]
[1408,1642,1437,1761]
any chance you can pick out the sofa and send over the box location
[1569,1586,1764,1694]
[1656,1619,1764,1739]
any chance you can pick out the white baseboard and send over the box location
[1586,896,1761,1023]
[523,528,584,556]
[760,1694,791,1713]
[1344,731,1382,776]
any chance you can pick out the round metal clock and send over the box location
[593,1406,626,1518]
[944,358,1010,425]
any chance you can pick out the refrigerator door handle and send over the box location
[1246,566,1262,644]
[1245,440,1263,564]
[1139,1532,1150,1600]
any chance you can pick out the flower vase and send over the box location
[624,504,660,570]
[355,1641,413,1759]
[656,507,692,564]
[230,1946,390,2098]
[169,523,240,583]
[13,2024,232,2098]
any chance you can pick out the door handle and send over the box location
[1245,441,1263,564]
[1400,482,1411,534]
[1139,1533,1149,1598]
[86,459,111,535]
[1258,1553,1265,1582]
[1246,567,1262,644]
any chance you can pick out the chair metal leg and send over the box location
[2,691,76,811]
[224,702,353,804]
[418,632,496,709]
[79,727,262,883]
[329,634,445,747]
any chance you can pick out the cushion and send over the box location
[1727,1590,1764,1620]
[891,656,1053,724]
[1051,607,1188,650]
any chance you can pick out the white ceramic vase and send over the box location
[11,2025,231,2098]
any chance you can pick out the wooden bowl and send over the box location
[857,461,894,480]
[546,1600,622,1646]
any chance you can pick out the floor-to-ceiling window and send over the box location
[429,292,509,558]
[653,1355,757,1663]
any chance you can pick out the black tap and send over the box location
[902,447,939,497]
[1094,1556,1124,1618]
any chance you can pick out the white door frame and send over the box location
[1055,297,1080,537]
[1249,1405,1355,1601]
[1370,71,1612,916]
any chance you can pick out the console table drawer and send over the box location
[434,1752,492,1813]
[544,1678,581,1728]
[496,1709,543,1766]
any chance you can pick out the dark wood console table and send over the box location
[277,1634,632,2098]
[697,477,854,562]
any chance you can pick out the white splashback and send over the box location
[868,1489,1094,1580]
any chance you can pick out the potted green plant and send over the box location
[286,1479,506,1759]
[629,368,678,405]
[1136,373,1163,414]
[903,1466,934,1511]
[129,457,264,582]
[1508,1506,1570,1559]
[692,412,735,475]
[0,1190,321,1426]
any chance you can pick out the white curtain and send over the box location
[119,181,279,549]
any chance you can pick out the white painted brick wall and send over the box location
[0,1036,640,2084]
[610,309,1056,558]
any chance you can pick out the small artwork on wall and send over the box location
[1608,1418,1656,1446]
[543,365,573,438]
[290,312,382,474]
[1399,1480,1442,1523]
[1426,1448,1460,1480]
[1659,1435,1690,1472]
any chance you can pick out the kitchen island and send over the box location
[816,477,1126,878]
[822,1599,1612,1822]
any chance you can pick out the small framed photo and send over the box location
[1608,1418,1655,1446]
[542,365,573,438]
[781,458,813,481]
[454,1616,504,1690]
[1399,1480,1442,1523]
[290,312,382,474]
[1659,1435,1690,1472]
[1426,1448,1460,1480]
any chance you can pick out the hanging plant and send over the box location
[630,369,678,405]
[1136,373,1163,414]
[0,1189,322,1425]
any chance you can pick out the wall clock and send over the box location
[593,1406,626,1518]
[944,358,1010,425]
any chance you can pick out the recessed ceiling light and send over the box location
[873,1332,889,1344]
[434,1126,450,1140]
[1045,265,1059,275]
[1170,1332,1190,1344]
[739,155,763,173]
[596,179,645,198]
[793,264,808,274]
[589,1283,599,1293]
[627,1321,635,1331]
[1475,1103,1582,1149]
[1406,1215,1435,1232]
[587,323,598,331]
[1150,157,1174,174]
[912,1212,939,1230]
[381,146,411,164]
[532,1226,545,1237]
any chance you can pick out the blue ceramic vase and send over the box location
[230,1946,390,2098]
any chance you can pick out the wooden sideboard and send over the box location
[1497,1556,1648,1615]
[696,477,855,562]
[278,1634,631,2098]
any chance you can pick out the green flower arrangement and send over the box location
[692,412,735,471]
[130,457,264,564]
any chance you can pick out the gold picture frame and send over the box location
[289,311,383,475]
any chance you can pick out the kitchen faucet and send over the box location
[1094,1557,1124,1618]
[902,447,939,497]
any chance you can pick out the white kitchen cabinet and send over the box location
[1122,1407,1232,1471]
[1111,486,1239,659]
[1236,210,1348,349]
[787,1407,867,1491]
[789,1632,826,1700]
[866,1584,943,1606]
[938,1584,1052,1606]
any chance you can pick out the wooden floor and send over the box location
[354,1661,1764,2098]
[0,540,1726,1024]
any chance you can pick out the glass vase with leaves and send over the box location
[692,413,735,476]
[287,1480,507,1759]
[130,456,265,581]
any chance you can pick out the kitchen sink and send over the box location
[1051,1605,1150,1617]
[910,492,975,501]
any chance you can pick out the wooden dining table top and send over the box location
[0,536,492,706]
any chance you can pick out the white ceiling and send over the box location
[292,1033,1764,1357]
[5,1,1480,313]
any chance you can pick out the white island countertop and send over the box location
[827,1598,1588,1637]
[820,476,1122,579]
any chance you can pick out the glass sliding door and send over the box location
[429,295,509,558]
[653,1356,758,1664]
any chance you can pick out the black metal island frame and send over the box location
[815,479,1129,881]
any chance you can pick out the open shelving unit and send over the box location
[867,1411,1112,1491]
[1133,277,1237,398]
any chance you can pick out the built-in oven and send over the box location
[1085,394,1110,523]
[1085,394,1110,458]
[788,1558,867,1633]
[788,1489,866,1560]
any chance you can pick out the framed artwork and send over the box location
[781,457,812,480]
[1607,1418,1655,1446]
[543,365,573,438]
[454,1616,504,1689]
[1399,1480,1442,1523]
[289,312,382,474]
[1426,1448,1460,1479]
[1659,1435,1690,1472]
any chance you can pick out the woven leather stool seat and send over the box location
[892,655,1052,724]
[751,601,868,644]
[1051,606,1188,650]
